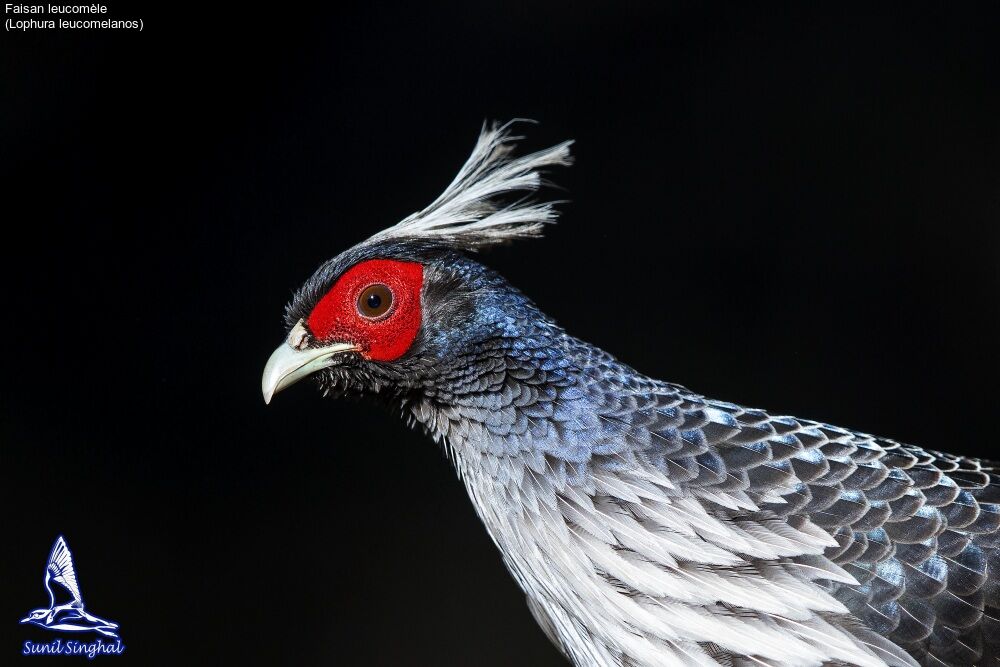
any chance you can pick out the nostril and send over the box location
[288,319,310,350]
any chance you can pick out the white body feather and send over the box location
[421,402,902,667]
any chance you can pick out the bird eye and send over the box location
[357,284,393,319]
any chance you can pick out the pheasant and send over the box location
[262,122,999,667]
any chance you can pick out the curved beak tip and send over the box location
[261,337,357,405]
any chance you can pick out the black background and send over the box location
[3,3,999,665]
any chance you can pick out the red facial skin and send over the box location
[306,259,423,362]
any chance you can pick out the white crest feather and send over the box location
[368,120,573,250]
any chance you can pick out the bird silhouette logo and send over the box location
[19,536,120,638]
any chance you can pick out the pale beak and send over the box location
[262,319,357,404]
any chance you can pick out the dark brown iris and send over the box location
[357,284,393,318]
